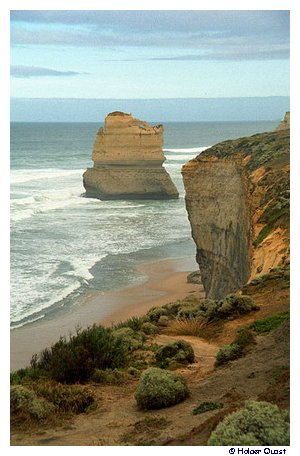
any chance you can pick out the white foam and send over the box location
[10,189,91,223]
[164,146,210,153]
[11,168,83,184]
[166,154,200,161]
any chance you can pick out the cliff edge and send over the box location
[83,112,178,200]
[182,125,290,299]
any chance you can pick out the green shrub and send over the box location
[219,295,260,317]
[163,301,183,316]
[192,402,224,415]
[147,307,168,323]
[91,368,129,384]
[113,316,145,332]
[251,311,290,334]
[141,322,159,335]
[31,325,130,383]
[177,305,201,318]
[10,367,44,385]
[155,340,195,368]
[112,327,144,351]
[157,315,169,326]
[215,344,243,366]
[208,401,289,446]
[233,327,256,349]
[32,382,95,413]
[134,367,189,410]
[10,385,55,421]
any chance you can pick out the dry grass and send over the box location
[164,317,207,336]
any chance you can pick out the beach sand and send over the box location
[10,256,204,371]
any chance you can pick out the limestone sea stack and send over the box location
[83,112,178,200]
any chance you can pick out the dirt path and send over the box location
[11,335,219,446]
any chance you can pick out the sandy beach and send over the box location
[10,255,204,372]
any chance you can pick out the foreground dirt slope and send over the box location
[11,274,289,446]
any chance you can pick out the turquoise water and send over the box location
[10,120,278,328]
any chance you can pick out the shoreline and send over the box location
[10,255,204,372]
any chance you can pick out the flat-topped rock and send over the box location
[83,112,178,200]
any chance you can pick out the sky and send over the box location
[10,10,290,105]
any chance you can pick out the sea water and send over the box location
[10,121,278,328]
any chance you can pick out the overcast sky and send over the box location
[10,10,290,100]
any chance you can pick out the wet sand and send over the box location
[10,256,204,371]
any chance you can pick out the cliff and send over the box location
[182,127,290,299]
[83,112,178,200]
[276,111,290,131]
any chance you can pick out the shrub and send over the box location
[10,385,55,421]
[208,401,289,446]
[215,344,243,366]
[10,367,44,385]
[32,382,96,413]
[141,322,159,335]
[157,315,169,326]
[217,295,260,319]
[113,316,145,332]
[233,327,256,349]
[31,325,130,383]
[134,367,189,410]
[155,340,195,368]
[166,317,206,336]
[163,301,184,316]
[192,402,224,415]
[251,311,290,334]
[147,307,168,323]
[112,327,144,351]
[91,368,129,384]
[177,305,201,318]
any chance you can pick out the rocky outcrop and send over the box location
[83,112,178,200]
[276,111,290,131]
[182,128,290,299]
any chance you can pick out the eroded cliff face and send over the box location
[182,128,290,299]
[83,112,178,200]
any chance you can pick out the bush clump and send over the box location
[193,401,224,415]
[32,382,96,413]
[10,385,55,421]
[10,366,45,385]
[113,316,145,332]
[215,327,256,367]
[91,368,129,384]
[251,311,290,334]
[215,343,243,366]
[208,400,289,446]
[31,325,130,383]
[134,367,189,410]
[112,327,145,351]
[146,307,168,323]
[155,340,195,368]
[141,322,159,335]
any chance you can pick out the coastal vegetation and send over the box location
[134,367,189,410]
[208,401,290,446]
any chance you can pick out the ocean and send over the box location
[10,120,278,329]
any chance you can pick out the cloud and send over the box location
[10,65,86,78]
[10,11,289,61]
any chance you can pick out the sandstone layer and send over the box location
[83,112,178,200]
[182,127,290,299]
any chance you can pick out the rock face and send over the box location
[182,128,290,299]
[83,112,178,200]
[276,111,290,131]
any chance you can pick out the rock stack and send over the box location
[83,112,178,200]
